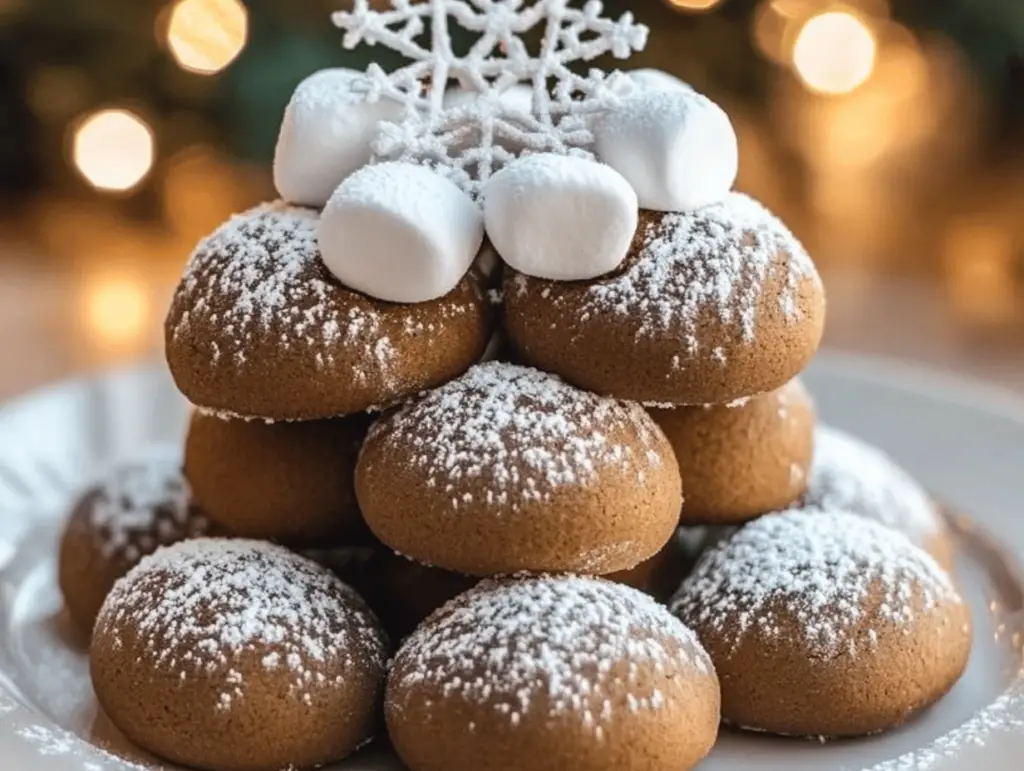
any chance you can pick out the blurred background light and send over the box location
[71,109,155,193]
[666,0,725,12]
[79,273,151,349]
[165,0,249,75]
[793,10,877,95]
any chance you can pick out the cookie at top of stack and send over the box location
[503,196,826,407]
[166,203,493,422]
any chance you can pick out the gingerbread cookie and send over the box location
[352,550,477,642]
[387,576,720,771]
[58,449,210,633]
[796,425,954,569]
[353,532,691,641]
[650,378,815,524]
[166,202,493,421]
[504,194,825,405]
[91,539,388,771]
[184,409,370,545]
[356,362,682,576]
[671,510,971,738]
[607,527,694,602]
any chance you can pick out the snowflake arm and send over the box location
[332,0,649,198]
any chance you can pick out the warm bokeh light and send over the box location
[162,145,260,242]
[72,109,155,192]
[667,0,723,11]
[753,0,793,64]
[944,221,1019,326]
[166,0,248,75]
[793,11,877,95]
[81,275,151,348]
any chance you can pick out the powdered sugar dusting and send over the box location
[868,678,1024,770]
[96,539,387,710]
[798,425,944,544]
[169,202,403,386]
[389,576,712,733]
[672,510,961,658]
[523,193,818,356]
[17,725,151,770]
[85,448,204,562]
[366,362,666,509]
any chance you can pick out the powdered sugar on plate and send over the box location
[797,425,945,544]
[94,539,387,710]
[516,193,819,355]
[17,726,155,771]
[388,575,712,733]
[868,678,1024,770]
[365,361,666,509]
[84,448,203,563]
[672,510,962,659]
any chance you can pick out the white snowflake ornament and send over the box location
[331,0,649,197]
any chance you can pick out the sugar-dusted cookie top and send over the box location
[504,193,825,406]
[58,447,210,632]
[796,425,951,566]
[166,202,493,420]
[356,361,682,576]
[671,510,970,737]
[91,538,388,771]
[387,575,720,771]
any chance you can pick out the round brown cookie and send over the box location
[302,545,378,587]
[353,550,477,642]
[166,202,493,421]
[794,424,954,570]
[607,527,694,602]
[184,409,371,545]
[356,362,682,576]
[504,193,825,405]
[386,576,720,771]
[353,532,691,642]
[58,448,211,633]
[649,378,815,525]
[671,510,971,738]
[91,539,388,771]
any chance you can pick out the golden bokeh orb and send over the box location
[72,109,155,193]
[793,11,877,95]
[166,0,248,75]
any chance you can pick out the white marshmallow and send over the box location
[627,68,694,94]
[318,162,484,304]
[483,154,638,282]
[593,88,738,212]
[274,68,402,208]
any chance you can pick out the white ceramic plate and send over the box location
[0,352,1022,771]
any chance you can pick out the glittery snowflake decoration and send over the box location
[332,0,648,196]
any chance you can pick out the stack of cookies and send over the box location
[56,3,973,771]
